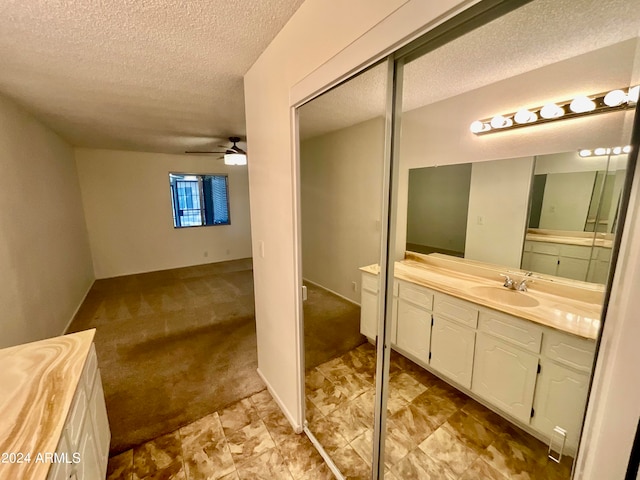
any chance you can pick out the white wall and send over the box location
[465,158,534,268]
[75,148,252,278]
[300,117,384,303]
[539,171,595,231]
[0,94,94,348]
[244,0,470,430]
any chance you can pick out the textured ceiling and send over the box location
[0,0,304,153]
[299,0,640,140]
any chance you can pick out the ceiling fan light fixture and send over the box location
[224,153,247,165]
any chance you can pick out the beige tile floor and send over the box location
[306,342,574,480]
[106,389,334,480]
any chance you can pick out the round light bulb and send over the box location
[569,96,596,113]
[470,120,487,133]
[594,148,607,156]
[604,89,627,107]
[540,103,564,119]
[628,85,639,104]
[490,115,512,129]
[623,145,632,154]
[579,149,592,157]
[514,109,537,124]
[612,146,622,155]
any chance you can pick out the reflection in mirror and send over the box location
[522,151,628,283]
[386,0,638,478]
[298,61,388,478]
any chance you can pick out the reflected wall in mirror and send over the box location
[298,61,388,479]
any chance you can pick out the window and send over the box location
[169,173,230,228]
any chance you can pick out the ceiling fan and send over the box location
[185,136,247,165]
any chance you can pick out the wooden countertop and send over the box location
[360,257,601,340]
[0,329,95,479]
[525,229,613,248]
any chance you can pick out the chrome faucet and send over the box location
[500,272,533,292]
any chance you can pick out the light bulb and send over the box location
[514,109,537,124]
[224,153,247,165]
[628,85,639,104]
[594,148,607,156]
[490,115,512,129]
[623,145,632,153]
[579,149,592,157]
[612,146,622,155]
[604,89,627,107]
[569,96,596,113]
[540,103,564,119]
[470,120,490,133]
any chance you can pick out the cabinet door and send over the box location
[396,299,431,364]
[528,252,559,276]
[90,370,111,477]
[75,418,102,480]
[360,288,378,341]
[472,333,538,424]
[532,361,590,451]
[557,257,589,281]
[430,316,475,389]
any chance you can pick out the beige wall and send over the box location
[465,157,534,268]
[0,94,94,348]
[75,148,252,278]
[300,117,385,303]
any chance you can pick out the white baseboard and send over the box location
[302,277,360,307]
[62,279,95,335]
[256,368,304,434]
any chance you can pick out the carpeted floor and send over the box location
[68,259,364,456]
[303,282,366,371]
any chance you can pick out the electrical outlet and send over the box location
[226,249,231,255]
[203,251,208,257]
[477,215,484,225]
[352,281,358,292]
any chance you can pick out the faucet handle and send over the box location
[516,278,533,292]
[500,274,514,288]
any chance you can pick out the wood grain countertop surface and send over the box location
[360,255,601,340]
[0,329,95,479]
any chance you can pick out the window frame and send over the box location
[168,172,231,228]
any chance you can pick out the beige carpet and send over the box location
[69,259,364,455]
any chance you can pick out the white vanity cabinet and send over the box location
[429,294,478,389]
[359,271,379,341]
[48,344,111,480]
[522,240,593,281]
[531,330,595,450]
[394,280,433,365]
[358,267,596,453]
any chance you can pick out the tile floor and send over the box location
[106,389,334,480]
[306,342,574,480]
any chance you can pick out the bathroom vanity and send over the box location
[360,252,601,454]
[0,329,110,479]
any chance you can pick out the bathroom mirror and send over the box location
[298,60,389,479]
[406,150,630,284]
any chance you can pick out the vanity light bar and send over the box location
[578,145,632,157]
[470,85,639,135]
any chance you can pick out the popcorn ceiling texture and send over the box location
[298,0,640,141]
[0,0,304,153]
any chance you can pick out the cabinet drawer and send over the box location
[531,242,560,255]
[479,311,542,353]
[524,241,533,252]
[361,272,379,293]
[559,244,592,260]
[592,247,612,261]
[83,344,98,396]
[65,385,88,450]
[398,281,433,310]
[542,330,596,372]
[433,294,478,329]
